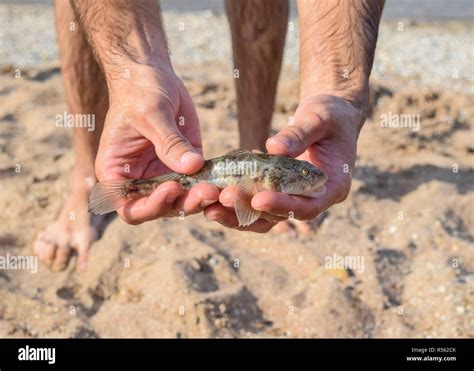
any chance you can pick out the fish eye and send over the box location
[300,167,309,176]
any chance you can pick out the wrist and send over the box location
[300,77,369,112]
[105,60,176,98]
[298,92,368,135]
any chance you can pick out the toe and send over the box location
[75,241,90,272]
[293,220,313,235]
[274,221,291,233]
[33,231,45,256]
[39,239,57,266]
[273,221,298,238]
[52,244,72,271]
[33,231,57,266]
[34,224,70,269]
[71,229,96,272]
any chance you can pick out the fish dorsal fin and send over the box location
[225,149,252,157]
[234,176,261,227]
[150,172,182,183]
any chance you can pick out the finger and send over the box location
[145,107,204,174]
[218,185,238,207]
[204,204,277,233]
[172,183,220,216]
[259,213,288,222]
[218,187,287,222]
[118,181,183,224]
[266,107,327,158]
[177,88,203,153]
[251,187,338,221]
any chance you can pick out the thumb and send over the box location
[266,108,327,158]
[146,107,204,174]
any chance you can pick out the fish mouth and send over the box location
[294,176,328,198]
[319,171,329,183]
[307,175,329,197]
[313,173,328,188]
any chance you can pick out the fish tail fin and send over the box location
[88,179,133,215]
[89,173,184,215]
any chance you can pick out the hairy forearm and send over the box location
[70,0,170,80]
[297,0,384,111]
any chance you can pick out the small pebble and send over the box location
[456,306,465,314]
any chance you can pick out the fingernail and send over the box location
[220,192,233,207]
[166,191,180,204]
[254,203,269,211]
[270,136,291,150]
[251,198,267,211]
[180,151,202,166]
[201,199,216,208]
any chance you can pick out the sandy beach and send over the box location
[0,4,472,338]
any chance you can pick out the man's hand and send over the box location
[205,0,383,232]
[260,95,363,219]
[204,95,364,232]
[70,0,219,225]
[95,64,220,224]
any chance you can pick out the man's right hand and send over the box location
[70,0,219,224]
[95,63,219,224]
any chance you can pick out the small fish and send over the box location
[88,149,328,226]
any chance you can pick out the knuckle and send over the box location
[160,132,186,157]
[155,98,175,115]
[285,126,306,147]
[139,99,171,117]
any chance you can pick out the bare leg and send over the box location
[225,0,288,151]
[226,1,314,235]
[33,0,109,271]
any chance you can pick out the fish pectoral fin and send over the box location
[234,193,261,227]
[234,177,261,227]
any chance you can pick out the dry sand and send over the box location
[0,61,472,338]
[0,4,473,338]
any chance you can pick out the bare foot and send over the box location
[273,216,328,237]
[33,173,108,271]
